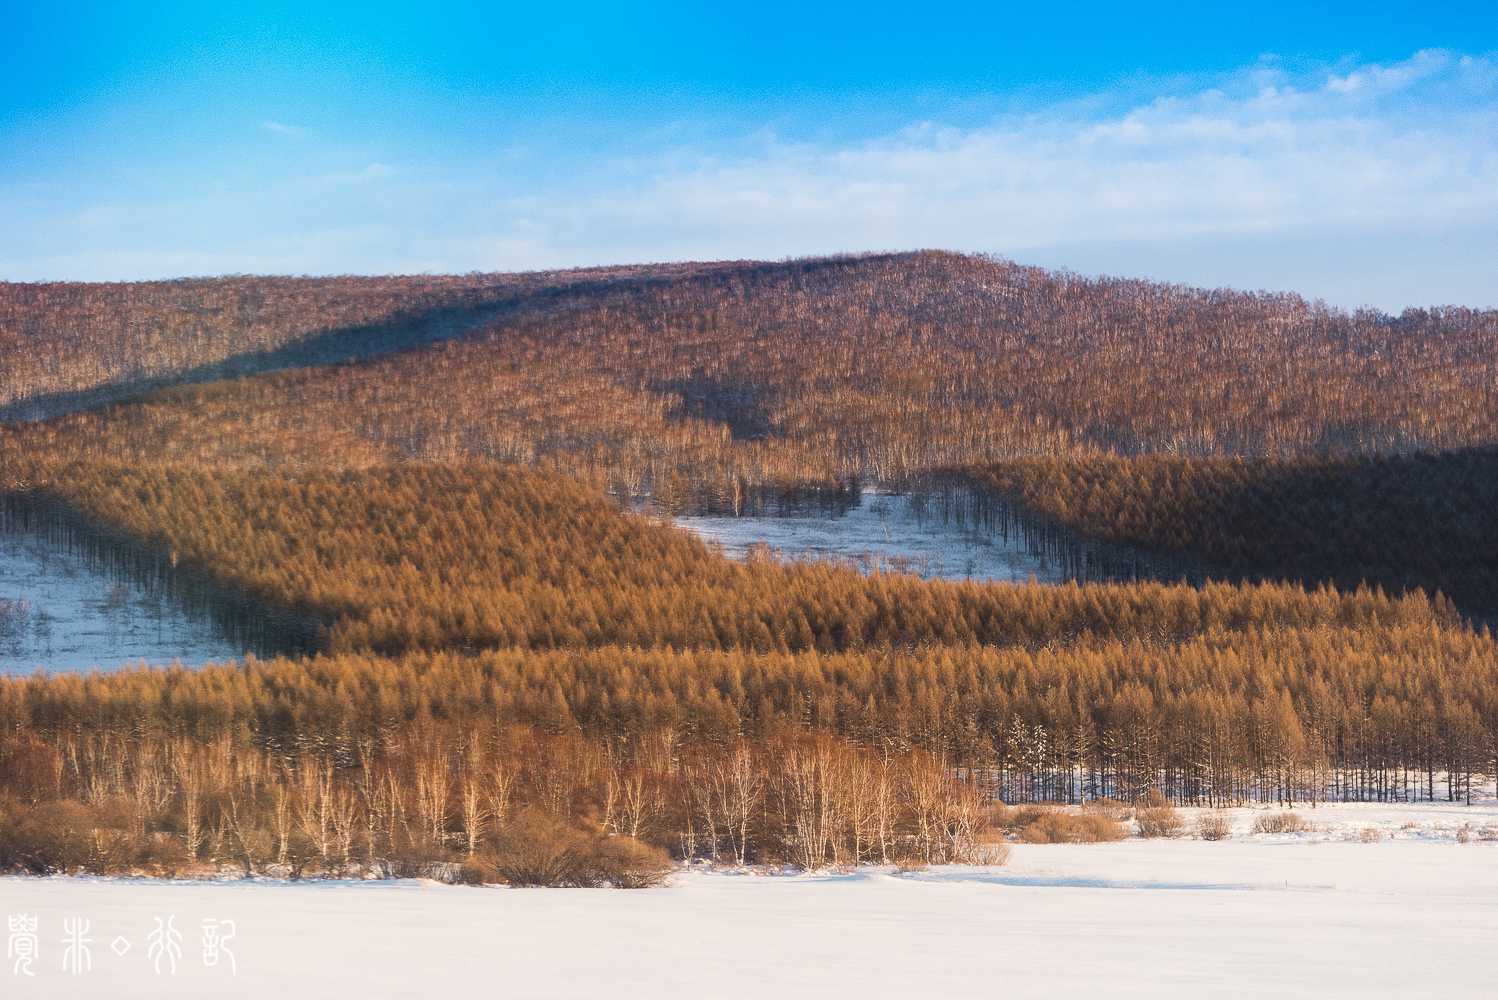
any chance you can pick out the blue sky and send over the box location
[2,2,1495,309]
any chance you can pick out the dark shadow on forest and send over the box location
[1,492,322,662]
[916,448,1498,626]
[0,304,515,423]
[659,374,783,440]
[3,254,892,424]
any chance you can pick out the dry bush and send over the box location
[1019,813,1129,844]
[1133,791,1184,839]
[950,835,1013,865]
[991,804,1058,830]
[1252,812,1316,835]
[994,802,1127,844]
[375,849,442,881]
[134,832,190,877]
[225,827,277,876]
[1081,798,1131,821]
[0,801,99,874]
[82,828,137,874]
[483,810,672,887]
[889,835,929,872]
[1194,811,1233,841]
[484,810,592,886]
[1356,826,1384,843]
[585,836,674,888]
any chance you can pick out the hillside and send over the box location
[7,251,1497,615]
[2,253,1496,880]
[0,260,748,422]
[6,252,1496,479]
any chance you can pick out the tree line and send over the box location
[2,608,1493,876]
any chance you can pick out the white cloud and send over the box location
[3,51,1495,309]
[491,49,1494,306]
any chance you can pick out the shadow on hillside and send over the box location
[2,253,912,424]
[2,304,516,423]
[2,493,323,664]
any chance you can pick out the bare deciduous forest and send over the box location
[1,251,1495,881]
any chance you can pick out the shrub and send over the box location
[135,832,190,878]
[1133,791,1183,839]
[992,804,1058,830]
[1081,798,1131,821]
[1454,823,1498,844]
[0,801,98,874]
[82,828,137,875]
[950,835,1013,865]
[889,835,929,872]
[1018,813,1129,844]
[483,811,673,887]
[993,803,1127,844]
[484,811,593,886]
[585,837,674,888]
[1252,812,1315,835]
[377,834,446,881]
[1194,811,1232,841]
[456,863,488,885]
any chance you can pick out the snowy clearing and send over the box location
[5,799,1497,999]
[0,528,245,676]
[677,493,1062,584]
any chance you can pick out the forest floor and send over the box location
[677,492,1063,584]
[4,798,1495,999]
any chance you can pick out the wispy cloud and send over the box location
[488,49,1493,307]
[3,51,1494,309]
[557,50,1495,252]
[260,121,304,137]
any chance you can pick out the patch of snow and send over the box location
[677,493,1063,584]
[0,528,247,676]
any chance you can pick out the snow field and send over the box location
[1,529,245,676]
[677,493,1062,584]
[4,799,1497,1000]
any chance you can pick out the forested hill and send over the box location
[4,250,1497,617]
[2,255,1497,873]
[5,251,1496,456]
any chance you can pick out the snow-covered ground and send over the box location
[0,529,245,676]
[5,799,1496,999]
[678,494,1062,584]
